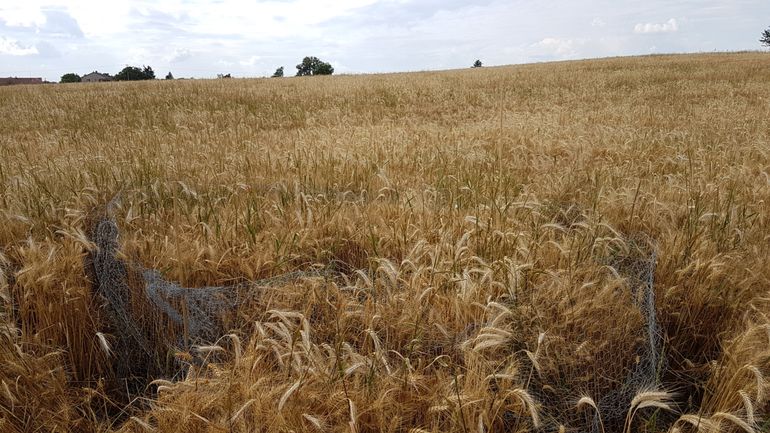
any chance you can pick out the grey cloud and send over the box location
[323,0,499,27]
[41,8,84,38]
[34,41,61,58]
[1,8,85,38]
[130,8,194,34]
[0,37,39,56]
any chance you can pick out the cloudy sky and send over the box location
[1,0,768,81]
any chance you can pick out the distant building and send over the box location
[82,72,113,83]
[0,77,44,86]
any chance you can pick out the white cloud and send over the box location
[591,17,606,27]
[166,48,192,63]
[159,0,385,41]
[239,55,262,66]
[0,37,39,56]
[634,18,678,34]
[533,37,578,57]
[0,6,46,27]
[125,46,153,65]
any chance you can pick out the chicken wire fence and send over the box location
[86,200,328,385]
[524,234,663,432]
[595,238,663,432]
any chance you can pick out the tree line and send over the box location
[59,56,336,83]
[60,66,164,83]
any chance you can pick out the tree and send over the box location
[314,62,334,76]
[472,60,483,68]
[114,65,155,81]
[142,66,155,79]
[761,28,770,47]
[60,73,81,83]
[272,66,284,78]
[115,66,142,81]
[295,56,334,76]
[165,72,174,80]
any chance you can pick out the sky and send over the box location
[1,0,768,81]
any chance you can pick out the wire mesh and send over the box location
[86,203,327,385]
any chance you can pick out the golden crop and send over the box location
[1,52,769,433]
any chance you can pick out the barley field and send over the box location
[1,52,769,433]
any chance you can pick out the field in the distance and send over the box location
[1,52,769,433]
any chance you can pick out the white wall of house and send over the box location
[82,73,112,82]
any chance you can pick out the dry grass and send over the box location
[1,52,769,432]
